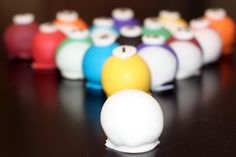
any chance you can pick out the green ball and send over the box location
[142,27,172,40]
[57,37,92,52]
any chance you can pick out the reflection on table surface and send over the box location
[2,56,236,157]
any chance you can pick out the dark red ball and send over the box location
[4,21,39,60]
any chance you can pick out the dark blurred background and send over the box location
[0,0,236,60]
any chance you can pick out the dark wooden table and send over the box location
[1,0,236,156]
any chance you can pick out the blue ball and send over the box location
[82,42,119,90]
[90,26,119,37]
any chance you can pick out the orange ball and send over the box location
[54,18,88,30]
[53,10,88,36]
[204,8,236,55]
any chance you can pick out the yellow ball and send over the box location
[102,46,151,96]
[158,10,188,33]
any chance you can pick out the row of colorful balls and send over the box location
[3,8,235,96]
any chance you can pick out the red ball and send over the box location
[4,15,39,60]
[167,30,203,51]
[32,24,66,70]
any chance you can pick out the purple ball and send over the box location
[137,41,179,91]
[137,43,177,58]
[137,42,179,70]
[113,18,140,31]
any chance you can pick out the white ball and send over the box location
[56,41,90,80]
[192,28,222,65]
[100,89,164,153]
[169,41,202,80]
[138,46,177,91]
